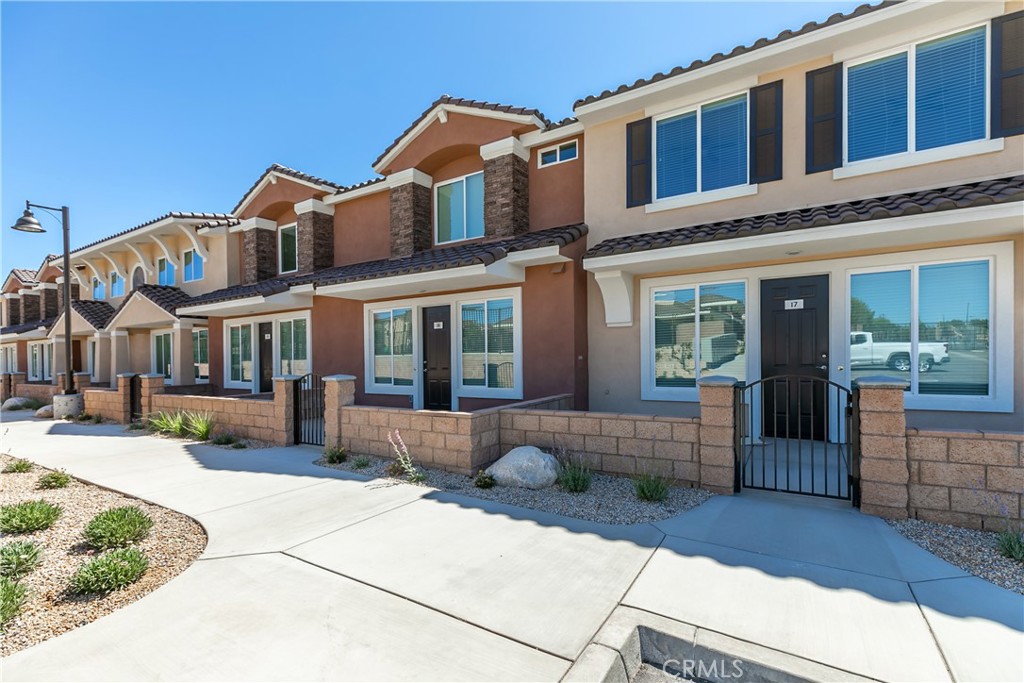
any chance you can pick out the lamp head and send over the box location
[11,209,45,233]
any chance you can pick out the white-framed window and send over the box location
[110,272,124,297]
[227,323,253,386]
[844,25,988,165]
[92,277,106,300]
[193,329,209,382]
[642,279,748,401]
[460,298,515,390]
[279,224,297,274]
[435,172,484,245]
[654,93,748,201]
[183,250,204,282]
[538,140,579,167]
[370,308,414,387]
[1,346,17,374]
[157,258,175,286]
[278,318,308,375]
[28,342,51,381]
[88,339,97,380]
[153,332,172,381]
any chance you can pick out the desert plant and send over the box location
[0,541,42,581]
[387,430,424,483]
[231,441,247,449]
[0,500,61,534]
[82,506,153,550]
[69,548,148,595]
[634,473,670,502]
[0,577,27,629]
[126,421,146,431]
[2,459,32,474]
[473,470,496,489]
[92,414,103,424]
[384,460,405,477]
[76,413,93,422]
[557,460,593,493]
[996,529,1024,562]
[212,432,237,446]
[324,445,347,464]
[184,411,214,440]
[352,456,371,469]
[36,470,71,490]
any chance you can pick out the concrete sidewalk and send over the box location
[1,414,1021,681]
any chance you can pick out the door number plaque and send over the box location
[784,299,804,310]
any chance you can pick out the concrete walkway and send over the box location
[1,414,1021,681]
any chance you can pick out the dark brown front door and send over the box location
[760,275,829,439]
[258,322,274,393]
[423,306,451,411]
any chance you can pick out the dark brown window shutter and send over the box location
[992,11,1024,138]
[805,64,843,174]
[626,117,652,207]
[750,80,783,183]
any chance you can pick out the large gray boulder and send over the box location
[34,404,54,419]
[1,397,32,411]
[486,446,559,490]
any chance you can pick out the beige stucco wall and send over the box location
[127,329,152,374]
[110,295,176,329]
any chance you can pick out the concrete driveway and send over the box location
[1,414,1021,681]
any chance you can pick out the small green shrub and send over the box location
[324,445,348,464]
[212,433,237,446]
[996,530,1024,562]
[147,411,190,438]
[6,398,43,412]
[353,456,371,469]
[0,577,27,629]
[184,411,214,440]
[0,500,61,534]
[384,460,405,478]
[91,414,103,424]
[82,507,153,550]
[37,470,71,490]
[2,459,32,474]
[557,461,592,493]
[127,421,146,431]
[76,413,93,422]
[474,471,496,489]
[634,474,670,502]
[0,541,42,581]
[231,441,247,449]
[69,548,148,595]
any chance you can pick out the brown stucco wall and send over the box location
[333,192,392,266]
[529,135,584,230]
[239,176,326,222]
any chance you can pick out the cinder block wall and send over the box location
[150,393,284,445]
[83,388,126,422]
[13,383,60,403]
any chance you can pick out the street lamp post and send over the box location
[11,201,77,402]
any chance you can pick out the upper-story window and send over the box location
[654,93,748,200]
[109,272,124,297]
[92,277,105,300]
[279,224,297,274]
[183,249,204,282]
[435,172,484,244]
[131,266,145,290]
[539,140,578,167]
[846,26,987,164]
[157,257,175,286]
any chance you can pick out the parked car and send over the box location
[850,332,949,373]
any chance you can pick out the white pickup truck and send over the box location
[850,332,949,373]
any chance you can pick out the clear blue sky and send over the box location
[1,0,863,274]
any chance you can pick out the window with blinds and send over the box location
[372,308,413,386]
[461,298,515,390]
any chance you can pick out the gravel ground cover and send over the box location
[888,518,1024,595]
[317,454,713,525]
[0,454,207,655]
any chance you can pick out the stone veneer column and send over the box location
[481,137,529,238]
[19,290,41,322]
[388,169,433,258]
[240,218,279,285]
[854,377,910,519]
[697,375,740,494]
[324,374,357,449]
[295,199,335,273]
[56,278,80,315]
[4,294,21,326]
[273,376,299,447]
[39,284,58,319]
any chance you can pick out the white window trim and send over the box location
[278,224,298,275]
[183,249,204,283]
[192,328,210,384]
[28,341,51,381]
[277,317,310,377]
[1,345,17,374]
[840,22,991,177]
[222,310,312,392]
[157,257,174,286]
[651,91,751,205]
[152,330,173,384]
[537,139,579,168]
[636,241,1013,413]
[87,339,96,381]
[363,287,523,409]
[433,171,484,246]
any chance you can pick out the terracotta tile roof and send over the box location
[585,176,1023,259]
[197,217,241,230]
[372,95,551,169]
[71,212,234,254]
[110,284,196,321]
[231,164,350,214]
[182,223,588,307]
[70,299,116,330]
[10,269,38,285]
[574,0,899,109]
[0,316,56,336]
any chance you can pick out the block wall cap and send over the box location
[697,375,740,387]
[324,374,357,382]
[116,372,138,378]
[272,375,303,381]
[853,376,909,389]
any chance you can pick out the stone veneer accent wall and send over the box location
[297,211,334,273]
[56,282,80,316]
[483,153,529,238]
[242,228,278,284]
[6,298,21,326]
[41,289,58,319]
[19,292,40,323]
[389,182,432,258]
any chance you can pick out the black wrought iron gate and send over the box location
[734,376,859,504]
[294,373,325,446]
[129,374,143,422]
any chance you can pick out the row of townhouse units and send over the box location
[3,0,1022,525]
